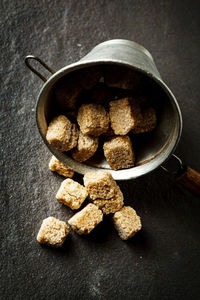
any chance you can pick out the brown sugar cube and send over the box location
[46,115,72,151]
[132,107,157,134]
[104,65,142,90]
[78,66,102,90]
[71,132,98,162]
[109,98,134,135]
[49,156,74,178]
[68,203,103,235]
[54,75,82,110]
[66,123,79,150]
[46,116,78,152]
[93,185,124,215]
[56,179,88,210]
[103,136,135,170]
[112,206,142,240]
[37,217,69,247]
[83,171,117,200]
[129,98,143,128]
[77,103,109,136]
[109,98,143,135]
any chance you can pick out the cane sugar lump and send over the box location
[68,203,103,235]
[103,136,135,170]
[49,156,74,178]
[129,98,143,129]
[112,206,142,240]
[93,198,123,215]
[37,217,69,247]
[46,115,72,151]
[83,171,117,200]
[109,98,135,135]
[77,103,109,136]
[71,132,98,162]
[56,179,88,210]
[66,123,79,150]
[93,185,124,215]
[132,107,157,134]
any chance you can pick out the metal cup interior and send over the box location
[36,61,182,180]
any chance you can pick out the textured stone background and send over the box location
[1,0,200,299]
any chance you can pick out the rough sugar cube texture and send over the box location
[112,206,142,240]
[49,156,74,178]
[68,203,103,235]
[66,123,79,150]
[103,136,135,170]
[128,98,143,129]
[37,217,69,247]
[132,107,157,134]
[46,115,72,151]
[77,103,109,136]
[71,132,98,162]
[83,171,117,200]
[109,98,135,135]
[109,98,143,135]
[46,115,78,152]
[56,179,88,210]
[93,185,124,215]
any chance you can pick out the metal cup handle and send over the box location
[161,154,200,197]
[25,55,55,82]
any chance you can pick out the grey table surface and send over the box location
[1,1,200,299]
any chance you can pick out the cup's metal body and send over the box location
[33,39,182,180]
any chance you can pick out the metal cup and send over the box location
[25,39,182,180]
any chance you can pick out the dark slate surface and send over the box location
[1,1,200,299]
